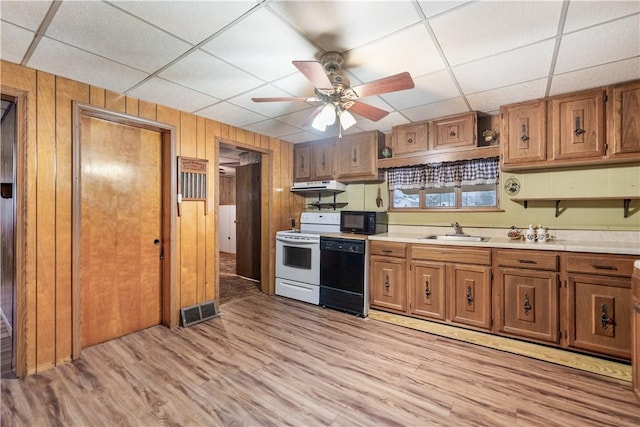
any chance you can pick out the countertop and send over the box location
[367,228,640,256]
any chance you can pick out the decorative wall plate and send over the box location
[504,176,520,195]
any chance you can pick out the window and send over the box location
[388,157,500,211]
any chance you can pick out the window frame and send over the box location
[390,181,501,212]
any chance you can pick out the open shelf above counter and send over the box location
[511,197,640,218]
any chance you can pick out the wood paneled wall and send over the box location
[0,60,304,375]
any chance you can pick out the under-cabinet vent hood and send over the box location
[290,180,346,193]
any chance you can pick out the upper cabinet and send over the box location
[293,143,312,182]
[293,139,335,182]
[501,80,640,170]
[392,121,429,156]
[501,100,547,166]
[335,130,384,182]
[608,80,640,159]
[429,112,477,152]
[550,89,606,161]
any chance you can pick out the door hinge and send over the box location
[160,247,164,260]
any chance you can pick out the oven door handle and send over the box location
[276,236,319,245]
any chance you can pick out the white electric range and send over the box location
[275,212,340,304]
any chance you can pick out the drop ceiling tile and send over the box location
[563,1,639,33]
[265,105,317,129]
[243,119,302,139]
[127,77,219,113]
[279,131,324,144]
[354,111,410,133]
[453,40,555,94]
[268,0,421,51]
[200,8,319,82]
[112,1,258,44]
[45,1,191,73]
[466,78,548,113]
[271,72,317,98]
[28,37,149,94]
[196,101,267,128]
[430,1,563,66]
[381,70,460,110]
[417,1,468,18]
[401,97,470,122]
[0,0,53,31]
[345,25,446,83]
[555,14,640,74]
[550,57,640,96]
[0,22,34,64]
[159,49,263,100]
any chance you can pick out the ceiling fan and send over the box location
[252,51,415,133]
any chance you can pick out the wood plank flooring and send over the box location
[2,294,639,426]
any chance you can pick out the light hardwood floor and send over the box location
[2,294,639,426]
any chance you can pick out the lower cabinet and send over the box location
[449,264,492,329]
[494,249,560,344]
[409,261,446,320]
[369,242,636,361]
[632,262,640,401]
[565,252,635,360]
[370,241,407,313]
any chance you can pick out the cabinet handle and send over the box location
[520,124,529,142]
[424,280,431,298]
[523,293,532,315]
[300,155,305,170]
[574,115,586,136]
[517,259,537,264]
[384,275,390,291]
[321,153,326,168]
[382,249,393,254]
[449,130,457,137]
[352,148,358,163]
[592,264,617,271]
[600,304,612,330]
[407,137,413,144]
[466,285,473,304]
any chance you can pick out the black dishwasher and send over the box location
[320,237,367,316]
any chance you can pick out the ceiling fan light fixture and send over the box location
[312,103,336,131]
[339,109,356,130]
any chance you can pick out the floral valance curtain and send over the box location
[387,157,500,190]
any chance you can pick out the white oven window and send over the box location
[283,245,312,270]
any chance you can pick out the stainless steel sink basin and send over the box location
[421,234,490,242]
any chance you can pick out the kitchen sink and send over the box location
[421,234,490,242]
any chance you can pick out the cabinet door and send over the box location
[568,274,631,360]
[497,268,559,343]
[551,89,605,160]
[335,131,382,182]
[393,122,429,156]
[311,141,334,180]
[501,100,547,165]
[609,80,640,159]
[294,144,312,182]
[410,261,445,320]
[429,112,476,151]
[370,256,407,313]
[449,264,491,329]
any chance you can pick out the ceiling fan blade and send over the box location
[348,102,389,122]
[292,60,333,90]
[252,96,320,103]
[352,72,415,98]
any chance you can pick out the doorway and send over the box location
[0,96,16,377]
[218,142,262,305]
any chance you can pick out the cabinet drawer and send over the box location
[370,241,406,258]
[564,253,634,277]
[495,250,559,271]
[412,245,491,266]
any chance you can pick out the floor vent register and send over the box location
[180,301,221,327]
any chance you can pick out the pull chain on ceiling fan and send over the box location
[252,51,415,134]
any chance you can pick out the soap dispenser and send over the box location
[525,224,536,243]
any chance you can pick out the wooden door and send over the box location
[609,80,640,158]
[370,256,407,313]
[449,264,492,330]
[293,143,312,182]
[80,116,162,348]
[235,162,261,280]
[501,100,547,165]
[429,112,476,151]
[311,140,334,180]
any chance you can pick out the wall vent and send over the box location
[180,301,221,327]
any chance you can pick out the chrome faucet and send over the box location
[451,222,463,235]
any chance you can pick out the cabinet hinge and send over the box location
[604,142,609,154]
[556,276,561,287]
[564,331,567,339]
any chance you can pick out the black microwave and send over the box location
[340,211,388,235]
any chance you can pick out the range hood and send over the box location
[290,180,346,193]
